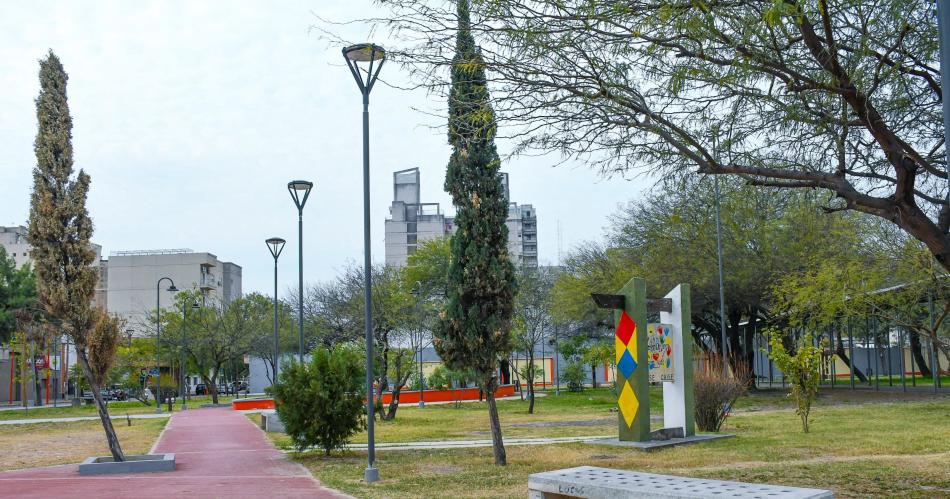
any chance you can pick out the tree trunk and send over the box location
[483,377,506,466]
[499,358,511,385]
[590,363,597,388]
[76,350,125,461]
[834,329,868,382]
[908,330,932,377]
[527,351,535,414]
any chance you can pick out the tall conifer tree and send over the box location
[434,0,517,466]
[27,51,125,461]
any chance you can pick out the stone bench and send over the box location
[528,466,833,498]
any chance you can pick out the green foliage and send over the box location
[426,364,473,390]
[402,237,452,298]
[271,346,366,455]
[766,329,826,433]
[0,247,37,344]
[436,0,516,465]
[581,341,614,370]
[561,362,587,392]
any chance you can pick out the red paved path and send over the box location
[0,408,343,498]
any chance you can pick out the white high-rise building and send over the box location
[383,168,538,267]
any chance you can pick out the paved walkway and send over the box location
[0,408,343,498]
[334,434,613,452]
[0,413,170,426]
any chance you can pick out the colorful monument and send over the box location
[593,277,695,443]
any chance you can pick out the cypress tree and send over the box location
[27,51,125,461]
[434,0,517,466]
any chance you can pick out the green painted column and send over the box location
[615,277,650,442]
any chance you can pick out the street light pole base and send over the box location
[364,466,379,483]
[155,407,162,414]
[418,401,424,408]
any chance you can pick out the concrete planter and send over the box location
[78,454,175,475]
[261,410,285,433]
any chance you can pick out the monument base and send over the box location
[588,433,733,451]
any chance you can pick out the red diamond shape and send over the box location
[616,311,635,345]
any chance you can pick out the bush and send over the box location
[427,365,451,390]
[562,362,587,392]
[694,355,749,432]
[767,329,825,433]
[271,345,366,455]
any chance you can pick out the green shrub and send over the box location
[766,329,825,433]
[271,345,366,454]
[562,362,586,392]
[427,365,451,390]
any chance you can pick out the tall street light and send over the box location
[343,41,385,484]
[266,237,286,383]
[180,299,199,411]
[410,282,425,408]
[712,130,728,375]
[287,180,313,363]
[155,277,178,414]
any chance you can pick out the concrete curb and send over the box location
[78,454,176,475]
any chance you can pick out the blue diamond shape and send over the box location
[617,349,637,379]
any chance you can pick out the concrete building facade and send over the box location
[105,249,242,335]
[383,168,539,267]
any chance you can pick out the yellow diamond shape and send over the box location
[618,380,639,428]
[615,336,625,365]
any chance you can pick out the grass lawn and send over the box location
[0,418,167,471]
[270,388,950,498]
[0,395,236,421]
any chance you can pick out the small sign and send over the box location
[34,356,48,369]
[647,323,675,383]
[149,368,160,376]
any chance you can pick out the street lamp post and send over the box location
[155,277,178,414]
[411,282,425,408]
[343,42,385,484]
[181,299,199,411]
[287,181,313,363]
[266,238,286,383]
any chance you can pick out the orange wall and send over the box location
[232,384,517,410]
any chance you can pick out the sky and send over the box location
[0,1,649,297]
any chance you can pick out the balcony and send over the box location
[199,273,217,289]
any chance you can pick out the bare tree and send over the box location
[335,0,947,270]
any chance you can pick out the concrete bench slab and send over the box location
[78,454,175,475]
[528,466,833,498]
[261,410,286,433]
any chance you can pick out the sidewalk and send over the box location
[0,413,170,426]
[333,434,613,452]
[0,408,343,498]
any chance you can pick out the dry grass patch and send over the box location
[286,397,950,498]
[0,418,167,471]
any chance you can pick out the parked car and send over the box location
[195,384,208,396]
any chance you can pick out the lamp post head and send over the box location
[192,300,201,310]
[167,284,178,293]
[266,237,286,260]
[411,281,422,298]
[287,180,314,212]
[342,43,386,95]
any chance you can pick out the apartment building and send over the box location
[384,168,539,267]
